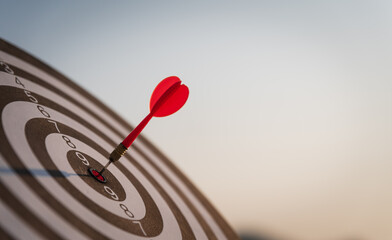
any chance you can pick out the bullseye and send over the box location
[88,168,106,183]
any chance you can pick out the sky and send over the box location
[1,1,392,239]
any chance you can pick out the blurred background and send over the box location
[1,1,392,239]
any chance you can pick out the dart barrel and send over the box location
[109,143,128,162]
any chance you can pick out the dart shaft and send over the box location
[122,113,153,148]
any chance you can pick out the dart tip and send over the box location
[99,160,111,174]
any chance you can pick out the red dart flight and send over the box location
[99,76,189,175]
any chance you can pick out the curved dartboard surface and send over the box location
[0,39,238,240]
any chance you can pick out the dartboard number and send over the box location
[37,105,50,118]
[48,119,61,134]
[104,186,119,201]
[133,220,147,236]
[119,203,134,218]
[75,151,89,166]
[24,90,38,103]
[15,77,25,88]
[1,62,28,90]
[0,61,14,75]
[62,136,76,149]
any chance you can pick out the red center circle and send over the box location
[88,168,107,183]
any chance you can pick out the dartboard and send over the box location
[0,39,238,240]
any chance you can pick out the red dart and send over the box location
[97,76,189,176]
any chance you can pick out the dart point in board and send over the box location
[90,76,189,182]
[88,168,107,183]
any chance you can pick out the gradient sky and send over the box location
[1,1,392,239]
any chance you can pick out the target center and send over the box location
[67,150,126,201]
[88,168,106,183]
